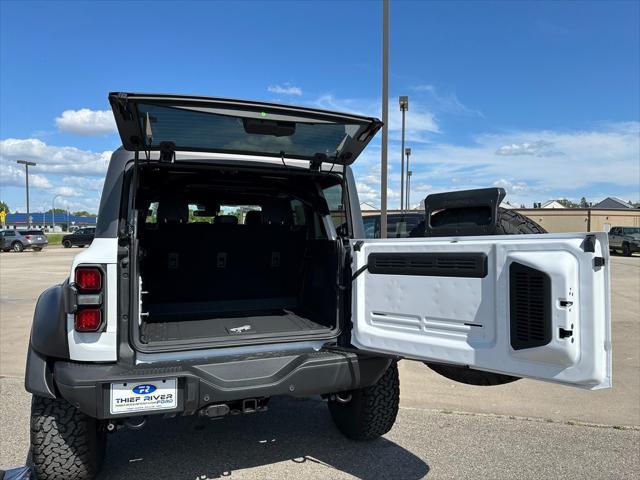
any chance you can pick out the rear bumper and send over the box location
[26,241,48,248]
[51,349,391,419]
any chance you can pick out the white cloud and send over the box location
[352,122,640,209]
[408,122,640,207]
[0,138,111,214]
[267,84,303,96]
[0,138,111,176]
[495,140,556,156]
[55,109,117,136]
[410,84,483,117]
[62,176,105,192]
[312,94,440,140]
[0,164,52,189]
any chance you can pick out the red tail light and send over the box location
[25,235,32,240]
[74,308,102,332]
[75,267,102,292]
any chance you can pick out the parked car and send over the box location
[0,229,48,252]
[608,226,640,256]
[62,227,96,248]
[25,93,612,480]
[363,212,424,238]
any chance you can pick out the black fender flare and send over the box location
[25,281,70,398]
[25,346,56,398]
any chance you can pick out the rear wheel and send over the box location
[63,240,72,248]
[12,241,24,252]
[33,247,43,252]
[623,243,632,256]
[30,395,106,480]
[424,207,546,386]
[328,362,399,441]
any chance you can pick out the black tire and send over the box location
[424,208,546,386]
[328,362,400,441]
[33,247,43,252]
[30,396,106,480]
[622,243,631,256]
[63,240,72,248]
[12,241,24,252]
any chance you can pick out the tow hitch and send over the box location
[200,398,269,419]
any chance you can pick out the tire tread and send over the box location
[329,363,400,441]
[30,396,105,480]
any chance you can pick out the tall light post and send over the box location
[405,147,412,211]
[399,96,409,212]
[52,194,62,231]
[17,160,37,227]
[380,0,389,238]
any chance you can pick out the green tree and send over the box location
[46,208,67,214]
[579,197,589,208]
[0,200,9,213]
[72,210,97,217]
[557,198,579,208]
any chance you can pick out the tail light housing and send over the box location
[75,308,102,332]
[75,267,102,292]
[25,235,32,240]
[73,266,104,332]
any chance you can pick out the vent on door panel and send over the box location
[368,252,487,278]
[509,262,552,350]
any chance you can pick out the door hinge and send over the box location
[593,257,605,268]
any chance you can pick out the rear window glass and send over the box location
[363,215,424,239]
[138,103,366,161]
[323,184,347,235]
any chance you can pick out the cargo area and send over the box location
[133,164,344,348]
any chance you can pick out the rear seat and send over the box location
[142,200,306,312]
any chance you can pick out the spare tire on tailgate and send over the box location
[423,207,546,386]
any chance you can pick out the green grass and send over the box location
[46,233,64,245]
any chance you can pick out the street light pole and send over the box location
[52,194,62,232]
[17,160,37,228]
[405,147,412,210]
[399,96,408,212]
[380,0,389,238]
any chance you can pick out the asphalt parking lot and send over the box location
[1,247,639,479]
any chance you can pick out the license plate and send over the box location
[110,378,177,415]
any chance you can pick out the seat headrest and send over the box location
[262,203,290,226]
[214,215,238,225]
[157,197,189,225]
[244,210,263,226]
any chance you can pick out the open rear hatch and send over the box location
[108,92,382,166]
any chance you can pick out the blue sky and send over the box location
[1,0,638,213]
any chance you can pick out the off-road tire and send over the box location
[424,208,546,386]
[63,240,72,248]
[12,241,24,252]
[328,362,399,441]
[30,395,106,480]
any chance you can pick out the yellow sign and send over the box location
[0,210,5,223]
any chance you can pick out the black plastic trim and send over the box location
[24,347,57,399]
[509,262,552,350]
[423,187,506,237]
[52,350,391,419]
[31,283,69,359]
[368,252,488,278]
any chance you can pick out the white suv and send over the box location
[25,93,612,480]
